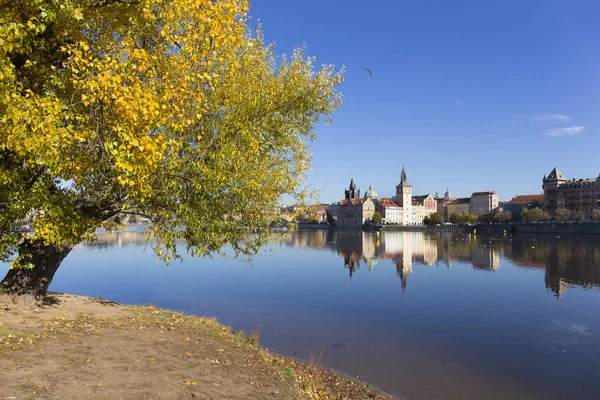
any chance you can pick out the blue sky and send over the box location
[249,0,600,203]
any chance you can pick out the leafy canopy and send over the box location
[423,212,443,226]
[0,0,343,263]
[370,211,383,224]
[521,208,550,223]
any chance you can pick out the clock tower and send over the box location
[395,165,413,225]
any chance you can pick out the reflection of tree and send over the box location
[283,230,600,296]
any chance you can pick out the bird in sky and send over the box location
[362,67,372,76]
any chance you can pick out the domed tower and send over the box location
[364,185,379,199]
[444,187,452,199]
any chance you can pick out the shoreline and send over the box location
[0,292,393,400]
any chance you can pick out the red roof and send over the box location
[377,198,400,208]
[505,195,544,205]
[340,198,368,206]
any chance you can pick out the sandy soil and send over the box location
[0,293,391,400]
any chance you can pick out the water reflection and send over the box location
[281,230,600,298]
[88,229,600,299]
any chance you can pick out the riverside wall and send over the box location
[379,224,473,234]
[476,222,600,235]
[297,223,473,233]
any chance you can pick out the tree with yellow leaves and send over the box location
[0,0,343,298]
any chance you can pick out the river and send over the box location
[4,229,600,399]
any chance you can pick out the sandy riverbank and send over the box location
[0,293,391,399]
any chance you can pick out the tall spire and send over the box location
[401,165,407,185]
[345,178,359,200]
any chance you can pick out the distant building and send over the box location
[470,191,499,216]
[336,197,376,227]
[447,197,471,217]
[543,167,600,218]
[329,179,361,221]
[412,194,437,225]
[331,180,377,227]
[435,188,455,221]
[542,167,566,213]
[374,197,403,224]
[332,167,417,227]
[280,204,328,223]
[504,195,544,219]
[395,166,413,225]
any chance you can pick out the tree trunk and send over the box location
[0,239,73,299]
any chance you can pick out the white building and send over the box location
[374,197,403,224]
[470,191,499,216]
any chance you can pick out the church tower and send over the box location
[395,166,412,225]
[444,187,452,199]
[345,178,360,200]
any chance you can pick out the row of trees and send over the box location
[521,208,551,222]
[505,207,600,223]
[449,213,478,224]
[424,211,512,226]
[447,208,600,224]
[554,208,600,222]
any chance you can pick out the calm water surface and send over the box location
[5,229,600,399]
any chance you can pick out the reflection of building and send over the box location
[543,167,600,218]
[285,229,600,299]
[470,191,499,216]
[470,245,500,270]
[83,231,151,249]
[333,231,381,277]
[395,233,413,293]
[288,229,330,249]
[494,236,600,298]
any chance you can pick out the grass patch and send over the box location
[283,366,297,384]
